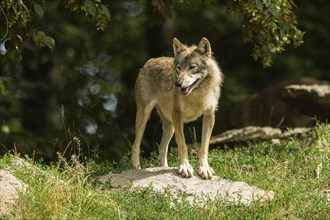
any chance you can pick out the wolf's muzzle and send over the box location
[175,81,183,87]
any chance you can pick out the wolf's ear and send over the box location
[173,38,187,56]
[196,37,212,58]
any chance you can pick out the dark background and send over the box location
[0,1,329,162]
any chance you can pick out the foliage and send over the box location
[1,124,329,219]
[0,0,110,52]
[227,0,304,67]
[1,0,303,67]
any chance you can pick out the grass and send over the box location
[1,124,329,219]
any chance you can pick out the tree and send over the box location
[0,0,109,53]
[226,0,304,67]
[1,0,303,67]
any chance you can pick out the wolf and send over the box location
[131,37,224,179]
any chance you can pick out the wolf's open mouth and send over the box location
[181,79,199,95]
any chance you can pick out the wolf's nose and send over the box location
[175,81,183,87]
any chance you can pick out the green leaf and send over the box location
[262,0,271,8]
[100,5,111,21]
[84,0,96,17]
[44,36,55,49]
[33,31,55,49]
[34,4,44,18]
[268,5,277,16]
[256,0,264,11]
[268,43,277,53]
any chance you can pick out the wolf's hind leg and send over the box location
[158,113,174,167]
[131,102,154,169]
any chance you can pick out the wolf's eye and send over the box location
[189,64,197,70]
[176,65,181,72]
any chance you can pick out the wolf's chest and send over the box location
[179,92,218,122]
[180,107,204,122]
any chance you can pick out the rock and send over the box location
[210,126,282,145]
[281,127,313,137]
[99,167,274,206]
[223,77,323,130]
[210,126,315,145]
[0,170,26,218]
[281,84,330,120]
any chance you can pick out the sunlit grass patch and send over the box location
[0,124,329,219]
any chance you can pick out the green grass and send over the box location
[1,124,329,219]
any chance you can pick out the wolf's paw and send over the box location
[131,157,141,169]
[131,163,141,169]
[178,163,194,178]
[198,165,215,179]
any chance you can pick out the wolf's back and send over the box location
[139,57,174,78]
[135,57,176,96]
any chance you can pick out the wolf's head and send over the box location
[173,37,212,95]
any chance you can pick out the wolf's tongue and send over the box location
[181,87,190,94]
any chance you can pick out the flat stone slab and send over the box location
[99,167,274,206]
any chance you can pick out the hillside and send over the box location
[1,124,329,219]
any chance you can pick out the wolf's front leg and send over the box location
[172,111,194,178]
[198,113,215,179]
